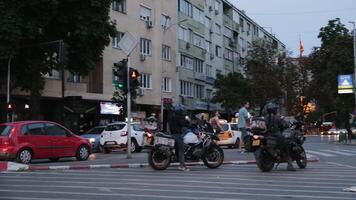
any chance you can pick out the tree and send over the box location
[212,72,250,112]
[308,18,354,125]
[245,39,284,115]
[0,0,117,119]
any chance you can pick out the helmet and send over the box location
[265,101,278,114]
[174,104,186,114]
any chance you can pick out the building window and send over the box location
[193,6,204,24]
[179,0,193,17]
[112,0,126,13]
[162,45,170,60]
[215,23,221,35]
[163,77,172,92]
[247,23,251,35]
[206,64,212,77]
[180,80,193,97]
[223,26,233,38]
[140,5,152,21]
[206,40,211,53]
[205,0,213,6]
[216,69,222,76]
[240,18,244,32]
[194,84,204,100]
[67,73,81,83]
[112,32,125,48]
[193,33,204,49]
[140,38,151,55]
[161,14,170,29]
[206,89,213,100]
[140,73,152,89]
[181,55,194,70]
[214,0,221,11]
[194,59,204,73]
[44,70,61,79]
[178,26,190,42]
[215,45,222,57]
[205,16,211,29]
[224,48,233,61]
[240,37,246,52]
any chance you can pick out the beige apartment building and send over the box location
[0,0,286,132]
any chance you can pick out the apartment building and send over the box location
[0,0,286,132]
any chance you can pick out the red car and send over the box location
[0,121,91,164]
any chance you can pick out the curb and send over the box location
[1,157,319,172]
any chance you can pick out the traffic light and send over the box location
[129,68,140,88]
[113,59,128,93]
[7,103,13,112]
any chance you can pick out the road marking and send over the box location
[306,150,335,157]
[327,162,356,169]
[322,149,355,156]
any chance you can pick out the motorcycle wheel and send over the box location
[254,148,275,172]
[295,146,307,169]
[202,144,224,169]
[148,148,171,170]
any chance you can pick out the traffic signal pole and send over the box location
[6,57,12,122]
[126,56,132,159]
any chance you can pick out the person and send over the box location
[167,104,190,172]
[209,111,224,134]
[344,111,353,144]
[237,101,250,151]
[264,101,296,171]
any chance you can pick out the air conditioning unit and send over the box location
[146,20,153,28]
[138,88,144,96]
[186,42,191,49]
[140,53,146,61]
[209,6,213,12]
[215,9,219,15]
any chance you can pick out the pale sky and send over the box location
[228,0,356,57]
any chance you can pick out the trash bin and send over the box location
[338,132,346,143]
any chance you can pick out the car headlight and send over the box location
[89,138,95,143]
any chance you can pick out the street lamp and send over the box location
[349,21,356,110]
[160,18,188,128]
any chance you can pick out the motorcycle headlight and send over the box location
[253,135,260,140]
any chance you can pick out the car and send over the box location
[99,122,145,153]
[0,121,91,164]
[81,126,106,152]
[216,122,242,148]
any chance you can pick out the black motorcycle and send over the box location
[146,125,224,170]
[246,117,307,172]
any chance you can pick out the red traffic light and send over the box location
[7,103,12,109]
[130,69,139,79]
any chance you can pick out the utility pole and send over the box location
[349,21,356,110]
[6,57,12,122]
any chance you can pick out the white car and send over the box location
[217,123,242,148]
[100,122,144,153]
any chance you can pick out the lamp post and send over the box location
[6,57,12,122]
[349,21,356,110]
[160,18,187,128]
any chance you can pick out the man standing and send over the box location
[238,101,250,151]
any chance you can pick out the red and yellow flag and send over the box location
[299,40,304,57]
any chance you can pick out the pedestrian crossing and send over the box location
[307,149,356,157]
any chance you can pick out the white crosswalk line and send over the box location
[306,150,335,157]
[322,149,355,156]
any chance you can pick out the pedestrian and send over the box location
[344,111,353,144]
[237,101,250,152]
[167,104,190,172]
[209,111,224,134]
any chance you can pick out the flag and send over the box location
[299,40,304,57]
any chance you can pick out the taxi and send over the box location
[217,120,242,148]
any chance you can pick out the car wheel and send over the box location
[103,147,111,154]
[76,145,90,161]
[130,139,139,153]
[16,148,33,164]
[49,158,60,162]
[234,138,240,148]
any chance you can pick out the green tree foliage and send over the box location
[0,0,117,119]
[212,72,250,111]
[245,39,284,114]
[308,18,354,125]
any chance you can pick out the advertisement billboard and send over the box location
[338,75,354,94]
[100,102,122,115]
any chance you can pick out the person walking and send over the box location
[237,101,250,152]
[167,104,190,172]
[209,111,224,134]
[344,111,353,144]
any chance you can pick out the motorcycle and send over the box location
[146,124,224,170]
[246,117,307,172]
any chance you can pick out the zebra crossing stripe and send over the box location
[322,149,355,156]
[306,150,335,157]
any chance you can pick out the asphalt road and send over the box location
[1,136,356,200]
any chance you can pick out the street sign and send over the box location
[338,74,354,94]
[118,32,137,56]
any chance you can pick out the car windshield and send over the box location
[105,124,126,131]
[87,127,105,134]
[0,125,12,136]
[221,124,229,131]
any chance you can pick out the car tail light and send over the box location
[146,132,153,138]
[121,131,128,136]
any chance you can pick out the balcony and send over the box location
[205,76,215,85]
[194,72,206,82]
[223,15,233,29]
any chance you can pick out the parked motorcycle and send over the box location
[147,125,224,170]
[246,117,307,172]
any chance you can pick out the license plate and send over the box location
[106,141,115,145]
[252,140,260,146]
[154,136,175,147]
